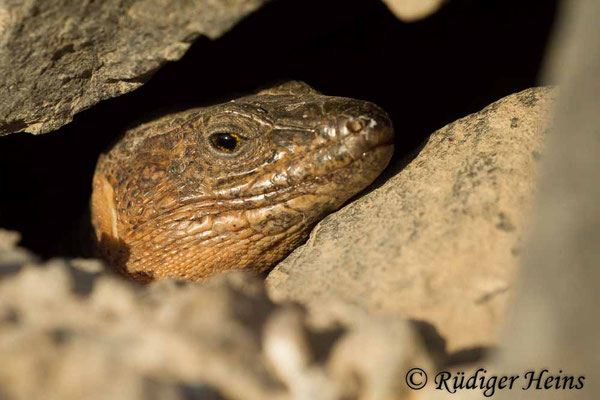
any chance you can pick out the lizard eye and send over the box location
[209,132,241,153]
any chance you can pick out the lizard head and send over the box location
[91,81,393,282]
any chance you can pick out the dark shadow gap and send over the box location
[0,0,558,256]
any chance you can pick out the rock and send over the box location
[495,0,600,397]
[267,87,556,352]
[0,229,37,271]
[0,0,268,136]
[380,0,447,21]
[0,231,431,400]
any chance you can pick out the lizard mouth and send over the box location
[186,129,393,228]
[232,105,394,205]
[197,99,394,213]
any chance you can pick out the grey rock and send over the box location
[0,229,37,271]
[267,87,556,352]
[0,231,431,400]
[496,0,600,397]
[0,0,268,135]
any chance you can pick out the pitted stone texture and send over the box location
[267,87,556,352]
[0,232,431,400]
[0,0,268,136]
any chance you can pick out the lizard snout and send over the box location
[319,99,394,150]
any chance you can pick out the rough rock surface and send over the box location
[496,0,600,397]
[0,0,268,136]
[267,87,556,352]
[0,230,431,400]
[380,0,447,21]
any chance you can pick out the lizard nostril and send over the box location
[346,119,364,133]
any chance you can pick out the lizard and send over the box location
[90,81,394,282]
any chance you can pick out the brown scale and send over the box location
[91,81,394,282]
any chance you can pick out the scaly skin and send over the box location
[91,82,394,282]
